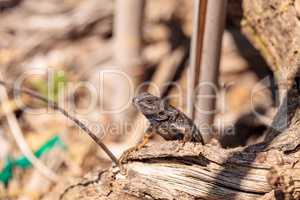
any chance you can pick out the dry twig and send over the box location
[0,80,119,167]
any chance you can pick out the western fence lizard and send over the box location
[133,92,204,144]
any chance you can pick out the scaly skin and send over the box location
[133,92,204,144]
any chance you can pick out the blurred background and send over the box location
[0,0,276,199]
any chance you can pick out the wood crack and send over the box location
[59,170,105,200]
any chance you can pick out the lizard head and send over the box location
[133,92,170,121]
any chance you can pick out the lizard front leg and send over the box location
[137,126,155,149]
[119,126,155,164]
[183,129,193,143]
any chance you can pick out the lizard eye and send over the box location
[158,111,165,116]
[153,111,168,121]
[158,111,169,119]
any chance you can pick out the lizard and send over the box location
[133,92,204,145]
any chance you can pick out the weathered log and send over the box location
[59,141,300,200]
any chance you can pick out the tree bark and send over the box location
[241,0,300,99]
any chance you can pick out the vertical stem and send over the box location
[187,0,207,118]
[114,0,145,66]
[113,0,145,123]
[195,0,227,143]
